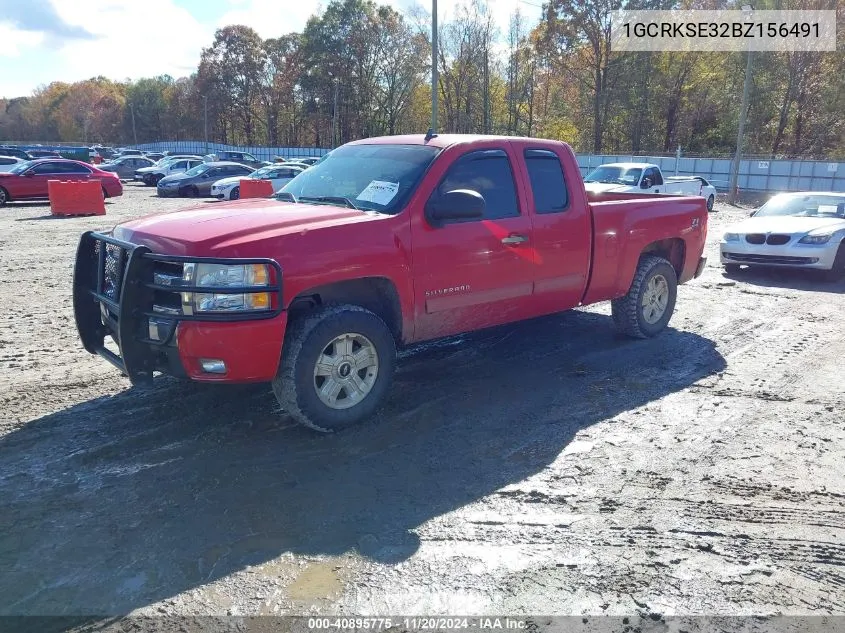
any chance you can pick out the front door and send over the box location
[411,146,537,341]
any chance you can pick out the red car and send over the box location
[0,158,123,206]
[74,134,707,432]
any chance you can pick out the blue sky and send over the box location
[0,0,542,99]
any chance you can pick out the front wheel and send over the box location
[230,186,240,200]
[181,186,198,198]
[612,255,678,339]
[707,195,715,212]
[824,242,845,282]
[272,305,396,433]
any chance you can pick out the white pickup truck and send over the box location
[584,162,717,211]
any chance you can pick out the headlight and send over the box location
[723,233,740,242]
[798,234,832,245]
[193,263,271,313]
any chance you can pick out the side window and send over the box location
[433,149,519,221]
[230,153,243,161]
[171,161,186,171]
[63,162,91,174]
[32,162,60,174]
[524,149,569,214]
[243,153,257,162]
[650,168,664,186]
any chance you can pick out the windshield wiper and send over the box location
[299,195,361,210]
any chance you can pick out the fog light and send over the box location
[200,359,227,374]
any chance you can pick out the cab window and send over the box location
[431,149,519,221]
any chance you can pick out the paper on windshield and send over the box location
[356,181,399,206]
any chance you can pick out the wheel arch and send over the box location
[641,237,685,280]
[287,277,404,344]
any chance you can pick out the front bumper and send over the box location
[720,241,838,270]
[73,232,287,384]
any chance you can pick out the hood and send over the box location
[158,172,193,184]
[727,215,845,235]
[583,181,632,193]
[112,199,381,255]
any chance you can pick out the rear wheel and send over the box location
[824,242,845,282]
[272,305,396,433]
[612,255,678,339]
[0,187,8,206]
[101,186,109,199]
[230,186,240,200]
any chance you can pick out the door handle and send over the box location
[501,234,528,245]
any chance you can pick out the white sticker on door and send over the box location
[357,180,399,206]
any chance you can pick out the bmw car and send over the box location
[721,192,845,281]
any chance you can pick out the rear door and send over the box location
[519,147,591,312]
[410,145,537,341]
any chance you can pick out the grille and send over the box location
[723,253,818,265]
[766,234,791,245]
[94,241,127,301]
[745,234,766,245]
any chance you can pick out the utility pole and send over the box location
[129,103,138,146]
[431,0,438,133]
[332,78,339,147]
[203,95,209,155]
[728,5,754,205]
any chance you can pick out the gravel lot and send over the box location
[0,183,843,620]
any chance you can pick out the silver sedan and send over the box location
[720,192,845,281]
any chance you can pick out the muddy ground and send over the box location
[0,184,843,619]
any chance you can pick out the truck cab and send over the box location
[74,135,707,433]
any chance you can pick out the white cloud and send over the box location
[0,21,45,58]
[48,0,210,82]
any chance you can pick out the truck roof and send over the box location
[347,134,570,150]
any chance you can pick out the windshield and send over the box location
[9,160,33,174]
[585,166,642,186]
[250,166,274,178]
[756,193,845,218]
[184,163,211,177]
[278,144,439,213]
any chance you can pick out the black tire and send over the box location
[101,186,109,200]
[230,186,240,200]
[823,242,845,282]
[707,195,715,212]
[0,186,8,206]
[152,174,162,185]
[612,255,678,339]
[272,304,396,433]
[723,263,741,274]
[181,186,198,198]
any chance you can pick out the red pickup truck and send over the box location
[73,134,707,432]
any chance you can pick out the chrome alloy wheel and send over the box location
[641,274,669,324]
[313,333,379,410]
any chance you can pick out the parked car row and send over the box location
[0,158,123,206]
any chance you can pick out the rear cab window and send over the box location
[524,149,569,214]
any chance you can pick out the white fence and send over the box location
[134,140,845,193]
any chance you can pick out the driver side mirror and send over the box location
[23,171,35,177]
[641,178,652,189]
[426,189,485,227]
